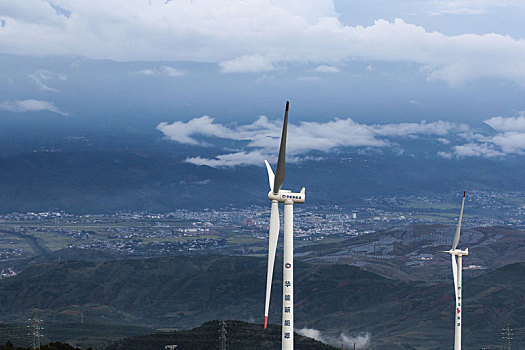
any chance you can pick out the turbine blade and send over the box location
[264,160,275,192]
[273,101,289,194]
[264,201,280,328]
[451,191,466,250]
[451,254,459,305]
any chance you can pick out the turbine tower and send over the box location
[448,191,468,350]
[263,101,305,350]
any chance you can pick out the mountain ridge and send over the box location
[1,255,524,348]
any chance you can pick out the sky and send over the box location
[1,0,525,84]
[1,0,525,166]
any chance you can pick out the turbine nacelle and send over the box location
[265,158,305,204]
[440,248,469,256]
[268,188,306,204]
[448,248,469,256]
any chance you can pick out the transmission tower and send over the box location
[502,323,513,350]
[218,319,227,350]
[28,313,43,350]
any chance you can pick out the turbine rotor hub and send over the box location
[268,190,305,204]
[449,248,469,256]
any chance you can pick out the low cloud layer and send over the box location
[440,112,525,158]
[157,115,470,167]
[28,69,66,92]
[158,112,525,166]
[485,114,525,132]
[1,1,525,85]
[297,327,371,349]
[0,99,68,116]
[131,65,186,77]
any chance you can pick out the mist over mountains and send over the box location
[1,53,524,213]
[1,53,524,126]
[1,117,525,213]
[0,138,524,213]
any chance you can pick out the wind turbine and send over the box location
[263,101,305,350]
[447,191,468,350]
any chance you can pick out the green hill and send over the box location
[0,255,524,349]
[298,225,525,282]
[0,255,391,327]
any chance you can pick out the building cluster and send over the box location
[0,190,522,274]
[0,267,16,279]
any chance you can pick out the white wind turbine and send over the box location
[447,191,468,350]
[263,101,305,350]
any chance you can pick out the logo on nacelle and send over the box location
[285,263,291,269]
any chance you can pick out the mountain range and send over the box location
[299,225,525,281]
[0,254,524,349]
[1,146,524,213]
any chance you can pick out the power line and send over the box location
[28,313,44,350]
[218,319,227,350]
[502,323,513,350]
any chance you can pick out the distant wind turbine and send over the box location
[263,101,305,350]
[446,191,468,350]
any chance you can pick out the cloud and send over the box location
[444,142,505,158]
[160,112,525,164]
[488,132,525,154]
[297,328,371,349]
[219,54,276,73]
[0,99,68,116]
[29,69,64,92]
[429,0,524,15]
[484,113,525,132]
[158,115,468,167]
[157,116,244,146]
[313,65,340,73]
[187,150,270,168]
[439,113,525,158]
[369,120,469,137]
[1,1,525,84]
[131,65,186,77]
